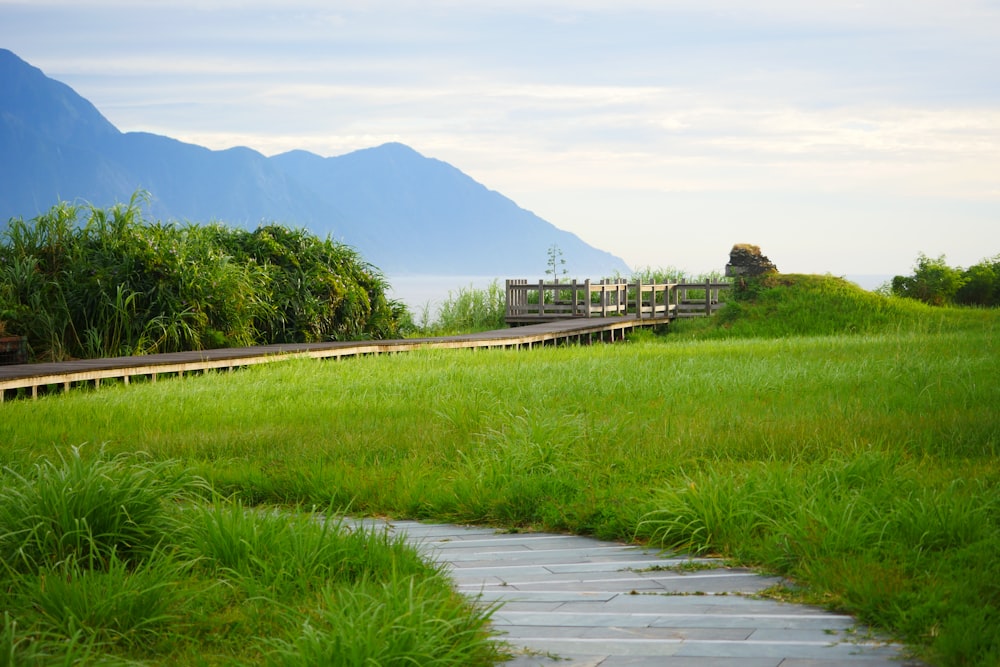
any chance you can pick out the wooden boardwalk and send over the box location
[1,316,665,402]
[506,279,729,324]
[2,276,731,401]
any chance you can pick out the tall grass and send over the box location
[635,449,1000,663]
[269,574,499,667]
[624,265,726,284]
[0,195,404,360]
[0,447,193,573]
[412,279,507,335]
[0,451,500,665]
[1,274,997,664]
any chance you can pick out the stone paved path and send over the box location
[354,519,922,667]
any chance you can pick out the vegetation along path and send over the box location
[0,317,658,401]
[357,518,921,666]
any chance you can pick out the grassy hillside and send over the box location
[671,272,973,338]
[2,274,997,665]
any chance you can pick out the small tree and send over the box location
[891,253,966,306]
[545,244,567,280]
[955,255,1000,307]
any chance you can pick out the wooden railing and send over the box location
[505,278,730,324]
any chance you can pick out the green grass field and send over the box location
[1,275,997,665]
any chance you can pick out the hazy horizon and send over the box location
[385,272,896,315]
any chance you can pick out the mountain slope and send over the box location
[271,143,626,274]
[0,48,127,213]
[0,49,630,276]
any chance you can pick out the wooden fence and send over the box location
[505,278,730,324]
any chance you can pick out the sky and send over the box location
[2,0,999,281]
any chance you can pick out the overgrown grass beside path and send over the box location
[1,275,997,665]
[0,449,501,665]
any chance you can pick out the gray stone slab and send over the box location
[452,567,670,583]
[670,639,904,660]
[442,558,682,578]
[507,580,672,594]
[510,636,901,660]
[510,636,684,657]
[493,610,859,632]
[747,627,872,643]
[501,652,608,667]
[435,549,670,566]
[595,594,847,615]
[497,625,755,642]
[452,572,780,596]
[648,613,859,631]
[513,571,779,589]
[472,590,621,603]
[599,659,781,667]
[494,600,568,612]
[429,535,623,549]
[492,610,661,628]
[544,559,713,573]
[503,651,785,667]
[780,659,925,667]
[442,563,560,578]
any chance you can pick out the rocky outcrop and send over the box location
[725,244,777,278]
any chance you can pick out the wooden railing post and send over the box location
[505,275,729,323]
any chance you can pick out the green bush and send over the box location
[955,254,1000,307]
[0,194,404,360]
[890,252,1000,307]
[891,254,966,305]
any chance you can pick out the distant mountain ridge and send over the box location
[0,48,630,276]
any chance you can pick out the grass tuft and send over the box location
[0,446,197,574]
[0,453,498,664]
[269,573,502,666]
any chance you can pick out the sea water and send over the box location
[385,274,502,314]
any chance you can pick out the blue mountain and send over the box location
[0,49,629,276]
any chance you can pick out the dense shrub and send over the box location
[0,194,404,360]
[955,254,1000,307]
[890,253,1000,307]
